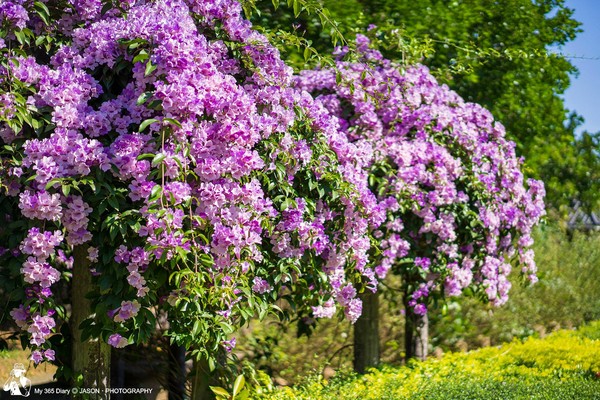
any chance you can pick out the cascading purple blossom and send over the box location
[0,0,375,363]
[295,35,545,315]
[1,0,544,370]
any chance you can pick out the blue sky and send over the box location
[560,0,600,134]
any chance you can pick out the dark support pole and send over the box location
[72,245,111,399]
[353,290,380,373]
[168,344,187,400]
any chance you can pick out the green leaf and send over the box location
[145,60,157,77]
[151,153,167,166]
[209,386,230,397]
[233,374,245,397]
[136,92,153,106]
[149,185,162,201]
[61,184,71,196]
[136,153,156,160]
[45,178,61,190]
[139,118,159,132]
[293,0,301,17]
[100,2,112,15]
[34,2,50,25]
[192,320,200,335]
[147,99,163,110]
[107,196,119,210]
[132,50,149,64]
[14,30,29,45]
[31,117,42,130]
[163,117,182,128]
[87,180,96,192]
[237,387,250,400]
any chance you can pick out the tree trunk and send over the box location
[72,245,111,399]
[353,290,380,373]
[404,297,428,361]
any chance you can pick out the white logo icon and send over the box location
[2,363,31,397]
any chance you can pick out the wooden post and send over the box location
[404,296,428,361]
[71,245,111,399]
[353,290,380,373]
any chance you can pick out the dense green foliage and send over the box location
[259,321,600,399]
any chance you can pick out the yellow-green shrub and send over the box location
[260,322,600,399]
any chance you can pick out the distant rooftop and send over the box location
[567,201,600,231]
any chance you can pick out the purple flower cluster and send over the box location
[295,35,545,314]
[31,349,55,363]
[1,0,375,357]
[115,246,150,297]
[0,1,28,29]
[7,226,64,359]
[18,190,62,221]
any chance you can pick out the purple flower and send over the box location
[44,349,56,361]
[295,35,545,315]
[31,350,44,364]
[345,298,362,323]
[27,314,56,346]
[251,277,272,294]
[413,304,427,315]
[414,257,431,270]
[19,190,62,221]
[312,299,336,319]
[108,333,128,348]
[113,300,140,322]
[10,305,29,329]
[20,228,63,260]
[21,257,60,288]
[222,337,236,353]
[0,2,29,29]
